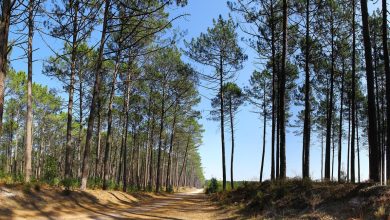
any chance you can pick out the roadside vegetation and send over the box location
[207,178,390,219]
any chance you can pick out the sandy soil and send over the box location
[0,186,236,220]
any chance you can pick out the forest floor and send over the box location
[211,180,390,219]
[0,184,238,220]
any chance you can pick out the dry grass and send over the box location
[211,179,390,220]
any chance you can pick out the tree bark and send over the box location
[302,0,311,179]
[80,0,110,190]
[260,83,267,182]
[338,62,345,182]
[65,0,79,182]
[279,0,288,179]
[94,108,102,181]
[103,51,121,189]
[122,67,131,192]
[356,103,360,182]
[25,0,34,183]
[0,0,11,135]
[166,101,178,191]
[156,79,166,192]
[219,56,227,189]
[382,0,390,184]
[77,76,83,178]
[229,95,235,189]
[360,0,380,182]
[270,0,276,181]
[178,134,190,187]
[325,5,335,180]
[351,0,356,183]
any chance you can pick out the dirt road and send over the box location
[0,188,236,220]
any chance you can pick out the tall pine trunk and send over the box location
[0,0,11,135]
[260,83,267,182]
[229,96,235,189]
[219,56,227,189]
[122,68,131,192]
[382,0,390,184]
[80,0,110,190]
[302,0,311,179]
[156,80,166,192]
[338,62,345,182]
[25,0,34,183]
[325,5,335,180]
[102,50,121,189]
[360,0,380,182]
[166,101,178,191]
[356,103,360,182]
[279,0,288,179]
[65,0,79,181]
[270,0,276,181]
[351,0,356,183]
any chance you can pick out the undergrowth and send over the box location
[210,178,390,219]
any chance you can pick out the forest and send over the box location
[0,0,389,219]
[0,0,204,193]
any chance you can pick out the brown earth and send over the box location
[0,186,237,220]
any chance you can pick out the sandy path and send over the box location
[2,189,236,220]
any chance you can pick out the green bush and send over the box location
[23,183,32,194]
[205,178,219,194]
[44,156,59,183]
[32,180,42,192]
[166,185,174,193]
[62,178,79,189]
[52,177,61,187]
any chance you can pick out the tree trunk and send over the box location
[103,52,121,189]
[338,62,345,182]
[325,6,335,180]
[260,85,267,182]
[65,0,79,182]
[351,0,356,183]
[229,96,235,189]
[347,102,351,181]
[95,109,102,182]
[360,0,380,182]
[80,0,110,190]
[302,0,311,179]
[219,56,227,189]
[356,103,360,183]
[25,0,34,183]
[117,111,126,186]
[0,0,11,134]
[279,0,288,179]
[332,125,335,181]
[270,0,276,181]
[178,134,190,188]
[321,130,324,181]
[166,101,178,191]
[382,0,390,184]
[122,68,131,192]
[77,66,84,179]
[373,33,382,183]
[149,111,156,190]
[156,80,166,192]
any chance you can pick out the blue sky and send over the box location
[10,0,380,182]
[168,0,374,181]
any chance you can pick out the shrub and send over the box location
[23,183,32,194]
[205,178,219,194]
[166,185,174,193]
[52,177,61,187]
[34,182,41,192]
